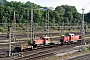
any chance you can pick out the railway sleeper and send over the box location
[0,53,5,58]
[14,52,38,59]
[30,51,56,59]
[0,52,8,58]
[14,49,54,59]
[12,52,23,57]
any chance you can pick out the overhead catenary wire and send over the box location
[78,2,90,13]
[83,2,90,10]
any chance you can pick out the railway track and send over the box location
[14,48,57,60]
[0,31,84,40]
[0,41,89,60]
[12,42,80,60]
[11,37,90,60]
[0,32,90,60]
[0,31,89,42]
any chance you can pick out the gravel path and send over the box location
[65,53,90,60]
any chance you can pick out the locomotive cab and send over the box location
[44,35,51,45]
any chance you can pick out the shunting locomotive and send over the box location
[12,33,81,52]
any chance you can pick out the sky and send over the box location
[7,0,90,13]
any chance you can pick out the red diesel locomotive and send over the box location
[33,35,51,46]
[60,33,81,45]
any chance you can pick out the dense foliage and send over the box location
[0,0,7,4]
[85,12,90,23]
[0,0,89,26]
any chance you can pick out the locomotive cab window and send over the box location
[45,38,48,40]
[67,33,74,37]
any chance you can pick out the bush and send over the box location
[83,47,88,51]
[28,40,31,45]
[0,28,3,32]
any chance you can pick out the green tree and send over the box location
[61,5,77,13]
[0,0,7,4]
[0,1,89,26]
[55,6,65,15]
[85,12,90,23]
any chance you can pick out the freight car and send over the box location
[60,33,81,45]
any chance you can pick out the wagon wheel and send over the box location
[61,40,65,45]
[78,40,81,44]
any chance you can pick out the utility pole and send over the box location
[13,11,16,42]
[9,26,11,56]
[79,2,90,52]
[45,10,49,36]
[47,10,49,36]
[69,15,73,32]
[81,8,86,45]
[27,11,29,40]
[62,21,64,35]
[79,8,86,52]
[31,7,34,44]
[45,11,47,35]
[14,11,16,26]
